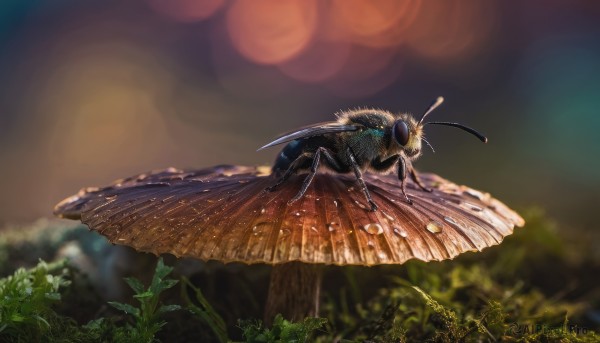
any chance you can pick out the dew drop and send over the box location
[105,195,118,201]
[295,212,301,216]
[333,200,339,207]
[201,189,211,193]
[328,222,338,232]
[381,210,395,222]
[463,189,484,200]
[310,226,318,233]
[347,187,355,192]
[378,251,387,259]
[363,223,384,235]
[260,208,266,214]
[354,200,367,210]
[443,216,459,226]
[426,221,443,234]
[466,203,483,212]
[394,227,408,238]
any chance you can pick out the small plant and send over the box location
[238,314,328,343]
[108,257,181,343]
[182,277,229,343]
[0,259,70,340]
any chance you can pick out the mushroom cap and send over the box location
[54,165,524,266]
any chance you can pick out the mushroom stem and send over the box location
[264,262,323,324]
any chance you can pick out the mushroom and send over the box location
[54,165,524,322]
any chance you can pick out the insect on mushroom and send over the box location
[260,97,487,211]
[54,99,524,323]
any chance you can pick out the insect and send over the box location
[259,97,487,212]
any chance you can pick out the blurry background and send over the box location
[0,0,598,238]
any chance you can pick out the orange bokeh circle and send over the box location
[226,0,319,65]
[328,0,422,47]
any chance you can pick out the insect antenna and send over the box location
[425,121,488,143]
[422,137,435,153]
[418,96,445,125]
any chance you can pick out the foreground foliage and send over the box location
[0,209,598,342]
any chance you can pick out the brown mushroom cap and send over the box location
[54,165,524,266]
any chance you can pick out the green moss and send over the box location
[0,259,70,340]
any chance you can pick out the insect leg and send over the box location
[409,167,433,192]
[397,157,413,205]
[289,147,328,204]
[266,153,312,192]
[370,154,399,171]
[347,148,378,212]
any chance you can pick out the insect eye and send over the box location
[393,120,410,146]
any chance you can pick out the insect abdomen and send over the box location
[272,140,305,173]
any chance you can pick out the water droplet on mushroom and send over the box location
[381,210,395,222]
[295,212,301,216]
[105,195,118,201]
[310,226,318,234]
[443,216,459,226]
[316,197,320,201]
[333,200,338,207]
[328,222,338,232]
[354,200,367,210]
[378,251,387,259]
[465,203,483,212]
[363,223,384,235]
[393,227,408,238]
[260,208,266,214]
[201,189,210,193]
[426,221,443,234]
[463,189,484,200]
[347,186,355,192]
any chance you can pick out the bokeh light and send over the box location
[226,0,318,65]
[328,0,421,48]
[404,0,497,61]
[277,39,351,83]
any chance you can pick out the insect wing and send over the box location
[258,122,359,150]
